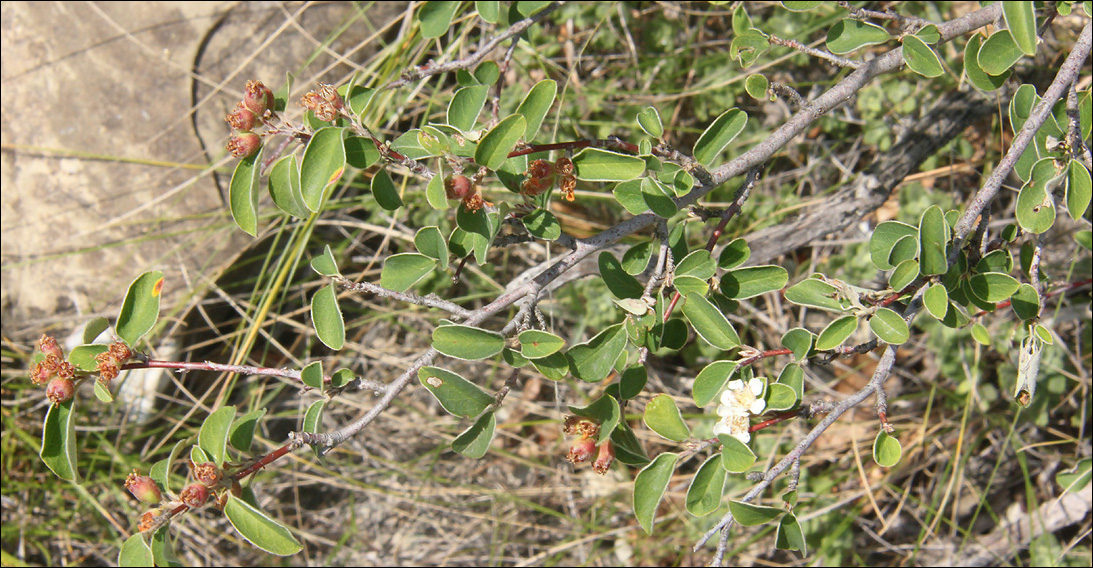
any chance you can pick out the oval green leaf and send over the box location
[116,270,164,347]
[224,493,303,556]
[523,208,562,241]
[229,148,262,236]
[729,500,782,527]
[417,1,460,38]
[687,454,728,516]
[718,237,751,270]
[636,106,664,138]
[784,276,847,312]
[633,452,679,534]
[371,169,403,211]
[923,283,949,319]
[643,394,691,442]
[720,265,789,300]
[419,366,494,418]
[300,361,324,390]
[870,221,918,270]
[518,329,565,359]
[300,127,346,212]
[1002,1,1037,56]
[889,258,919,291]
[979,30,1025,76]
[765,383,798,412]
[781,328,813,361]
[919,205,949,275]
[414,226,449,268]
[40,399,79,482]
[694,360,738,407]
[311,284,345,350]
[568,394,621,445]
[567,324,627,383]
[964,34,1009,91]
[1066,160,1091,220]
[815,315,858,351]
[776,512,808,554]
[572,147,647,181]
[380,252,437,292]
[432,324,505,360]
[902,34,944,78]
[745,73,769,100]
[198,405,236,466]
[599,251,644,299]
[268,154,310,218]
[826,19,890,54]
[452,410,496,458]
[475,114,526,170]
[968,272,1021,303]
[310,245,340,277]
[870,307,909,344]
[693,108,747,167]
[229,408,266,453]
[720,434,757,473]
[873,430,902,467]
[118,533,153,567]
[681,293,740,350]
[448,85,489,132]
[516,79,557,140]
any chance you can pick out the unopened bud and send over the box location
[445,175,473,200]
[225,101,257,130]
[109,342,133,366]
[243,80,275,116]
[592,441,616,474]
[191,461,224,489]
[125,471,163,504]
[46,378,75,404]
[180,483,210,509]
[316,83,345,111]
[30,361,52,385]
[227,131,261,158]
[566,435,597,465]
[38,334,64,360]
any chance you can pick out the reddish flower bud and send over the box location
[227,131,261,158]
[109,341,132,366]
[556,156,577,201]
[54,360,76,381]
[137,510,160,533]
[461,193,492,213]
[46,378,75,404]
[38,334,64,360]
[299,91,338,122]
[125,471,163,504]
[225,101,257,130]
[180,483,210,509]
[445,175,473,200]
[316,83,345,111]
[592,440,616,474]
[243,80,275,116]
[191,461,224,489]
[30,361,52,385]
[566,435,597,465]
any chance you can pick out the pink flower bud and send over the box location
[227,131,261,158]
[30,361,52,385]
[38,334,64,360]
[180,483,210,509]
[243,80,275,116]
[125,471,163,504]
[225,101,257,130]
[46,378,75,404]
[191,461,224,489]
[445,175,473,200]
[566,435,597,465]
[592,441,615,475]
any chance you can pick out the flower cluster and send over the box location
[224,80,275,158]
[445,174,493,213]
[127,459,242,533]
[712,377,766,444]
[30,334,77,403]
[94,341,132,383]
[521,156,577,201]
[299,83,346,123]
[563,416,615,474]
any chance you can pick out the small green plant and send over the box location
[18,2,1092,566]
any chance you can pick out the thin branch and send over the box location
[767,34,862,69]
[334,277,474,319]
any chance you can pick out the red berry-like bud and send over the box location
[180,483,210,509]
[521,159,556,196]
[46,378,75,404]
[30,361,52,385]
[38,334,64,360]
[566,435,597,465]
[445,175,473,200]
[225,101,257,130]
[227,131,261,158]
[125,471,163,504]
[592,440,616,475]
[191,461,224,489]
[243,80,275,116]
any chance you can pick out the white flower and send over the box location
[712,377,766,444]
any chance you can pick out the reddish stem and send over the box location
[749,409,803,433]
[231,442,295,481]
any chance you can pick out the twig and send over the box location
[334,277,474,319]
[767,34,862,69]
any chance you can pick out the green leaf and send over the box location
[310,245,340,277]
[745,74,769,100]
[330,368,354,389]
[1010,283,1041,321]
[229,408,266,453]
[448,85,490,132]
[476,0,500,23]
[636,106,664,138]
[599,252,644,299]
[718,238,751,269]
[67,344,108,372]
[916,24,941,44]
[729,500,782,526]
[619,365,648,400]
[613,179,647,214]
[676,250,716,279]
[826,19,889,54]
[815,315,858,351]
[633,452,679,534]
[224,494,303,556]
[888,259,919,291]
[1002,1,1038,56]
[923,283,949,319]
[380,252,437,292]
[569,395,621,445]
[968,272,1021,303]
[300,127,347,212]
[971,322,991,345]
[1055,458,1092,493]
[1066,160,1092,220]
[681,293,740,350]
[784,276,846,312]
[720,265,788,300]
[370,169,403,211]
[572,148,647,181]
[415,226,449,268]
[567,324,628,383]
[301,361,324,390]
[643,394,691,442]
[302,400,325,457]
[311,284,345,350]
[730,29,770,66]
[432,324,505,360]
[673,275,708,297]
[694,361,738,407]
[198,406,236,466]
[776,513,808,555]
[116,271,164,347]
[776,364,804,401]
[417,1,460,38]
[515,79,557,140]
[475,114,526,170]
[720,435,757,473]
[229,148,262,236]
[452,411,497,458]
[531,351,569,381]
[92,379,113,403]
[518,330,565,359]
[640,176,678,217]
[268,154,310,219]
[118,533,153,567]
[426,165,449,209]
[979,30,1025,76]
[687,454,728,516]
[693,108,747,167]
[622,241,655,274]
[870,307,910,344]
[964,34,1009,91]
[873,430,902,467]
[523,208,562,240]
[419,367,495,418]
[782,1,821,10]
[40,399,79,482]
[781,328,813,361]
[765,382,798,412]
[870,221,918,270]
[732,4,753,33]
[81,316,110,345]
[901,34,944,78]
